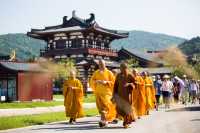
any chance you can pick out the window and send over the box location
[71,38,82,48]
[55,40,66,49]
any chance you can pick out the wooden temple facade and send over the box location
[27,11,128,82]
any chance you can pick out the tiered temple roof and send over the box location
[27,11,128,40]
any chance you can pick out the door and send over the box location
[0,77,17,102]
[0,79,8,101]
[7,77,17,101]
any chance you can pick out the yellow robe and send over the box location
[90,68,116,121]
[143,77,155,111]
[132,75,146,116]
[63,78,84,118]
[149,77,156,109]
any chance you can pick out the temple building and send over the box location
[27,11,128,81]
[0,61,52,102]
[27,11,171,90]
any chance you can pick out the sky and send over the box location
[0,0,200,39]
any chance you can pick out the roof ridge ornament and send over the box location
[72,10,76,18]
[85,13,95,24]
[63,16,67,24]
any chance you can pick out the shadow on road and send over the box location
[31,120,124,131]
[48,120,99,125]
[190,119,200,122]
[166,106,200,112]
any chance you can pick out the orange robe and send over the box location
[113,73,136,123]
[143,77,155,111]
[132,75,146,116]
[63,78,84,118]
[90,68,116,121]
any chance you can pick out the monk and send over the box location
[142,71,155,115]
[90,59,116,127]
[132,69,146,118]
[147,72,156,110]
[112,63,136,128]
[63,70,84,124]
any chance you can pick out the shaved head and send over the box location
[98,59,106,70]
[69,70,76,79]
[132,68,139,76]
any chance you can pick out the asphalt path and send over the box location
[1,106,200,133]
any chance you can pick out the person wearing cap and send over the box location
[112,62,136,128]
[154,75,162,111]
[181,75,190,105]
[90,59,116,127]
[142,71,155,115]
[132,69,146,118]
[63,70,84,124]
[161,75,173,109]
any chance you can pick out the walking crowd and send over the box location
[62,59,200,128]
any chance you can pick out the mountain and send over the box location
[0,31,186,60]
[0,33,46,60]
[111,30,186,51]
[178,36,200,56]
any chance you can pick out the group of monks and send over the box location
[63,59,156,128]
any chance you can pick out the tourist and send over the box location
[112,63,136,128]
[142,71,155,115]
[189,79,199,104]
[63,70,84,124]
[132,69,146,118]
[174,76,185,104]
[161,75,173,109]
[154,75,162,111]
[173,78,181,103]
[90,59,116,127]
[181,75,190,105]
[197,80,200,104]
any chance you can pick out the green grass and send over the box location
[0,108,98,130]
[83,94,96,103]
[0,101,63,109]
[53,94,64,99]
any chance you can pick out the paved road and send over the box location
[1,106,200,133]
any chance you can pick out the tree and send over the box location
[57,58,76,79]
[125,58,139,69]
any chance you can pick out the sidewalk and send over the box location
[1,104,200,133]
[0,102,199,117]
[0,103,96,117]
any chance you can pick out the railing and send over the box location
[40,46,118,57]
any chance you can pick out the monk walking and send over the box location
[132,69,146,118]
[112,63,136,128]
[90,59,116,127]
[63,70,84,124]
[142,71,155,115]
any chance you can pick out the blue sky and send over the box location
[0,0,199,39]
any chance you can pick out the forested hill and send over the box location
[0,33,46,60]
[111,30,186,51]
[178,36,200,56]
[0,31,186,60]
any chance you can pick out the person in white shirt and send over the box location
[161,75,173,109]
[174,76,185,104]
[189,79,198,104]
